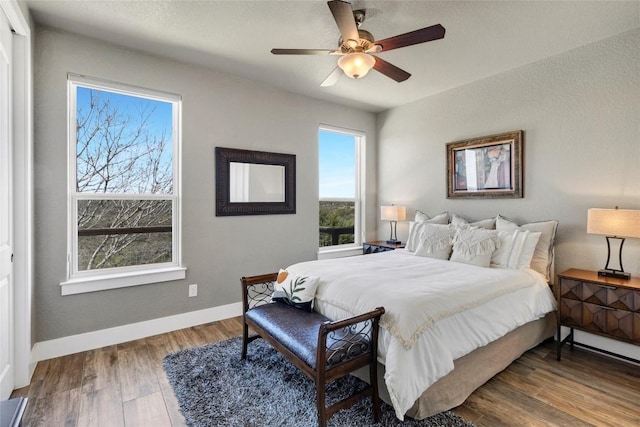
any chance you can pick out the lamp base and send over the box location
[597,269,631,280]
[386,239,401,245]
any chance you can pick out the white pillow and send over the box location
[491,230,517,268]
[491,230,520,268]
[491,229,541,270]
[271,269,319,312]
[415,210,430,222]
[450,213,496,229]
[406,212,451,251]
[506,230,541,269]
[496,216,558,280]
[450,228,499,267]
[414,210,449,224]
[411,223,456,260]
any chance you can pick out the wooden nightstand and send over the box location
[556,268,640,362]
[363,241,405,255]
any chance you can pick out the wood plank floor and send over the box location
[11,317,640,426]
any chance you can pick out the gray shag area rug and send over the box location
[163,336,475,427]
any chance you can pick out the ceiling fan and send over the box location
[271,0,445,87]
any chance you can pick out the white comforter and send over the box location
[287,250,557,420]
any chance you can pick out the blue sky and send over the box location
[76,86,174,193]
[77,86,173,142]
[318,130,355,199]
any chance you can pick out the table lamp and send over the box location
[587,207,640,279]
[380,205,406,244]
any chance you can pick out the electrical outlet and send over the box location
[188,284,198,297]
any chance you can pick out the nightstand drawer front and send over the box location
[582,282,610,306]
[635,314,640,342]
[582,282,635,311]
[559,298,582,326]
[607,310,635,342]
[581,302,636,343]
[582,302,608,334]
[609,288,636,311]
[559,279,582,301]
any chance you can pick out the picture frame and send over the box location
[215,147,296,216]
[446,130,523,199]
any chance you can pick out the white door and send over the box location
[0,8,14,400]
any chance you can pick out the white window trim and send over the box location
[60,266,187,296]
[317,246,363,260]
[317,125,366,256]
[61,74,184,295]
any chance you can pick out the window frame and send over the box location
[61,74,184,295]
[318,125,366,255]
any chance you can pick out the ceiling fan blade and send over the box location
[373,57,411,82]
[320,66,342,87]
[271,48,336,55]
[374,24,445,52]
[327,0,359,43]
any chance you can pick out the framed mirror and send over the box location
[215,147,296,216]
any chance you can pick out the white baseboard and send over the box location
[31,302,242,363]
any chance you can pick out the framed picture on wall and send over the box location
[446,130,523,199]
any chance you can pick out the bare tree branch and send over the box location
[76,89,173,270]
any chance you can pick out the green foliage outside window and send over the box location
[319,201,355,246]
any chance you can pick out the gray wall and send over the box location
[377,28,640,279]
[33,26,377,342]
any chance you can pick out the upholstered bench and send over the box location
[240,273,385,427]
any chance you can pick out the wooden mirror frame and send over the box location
[215,147,296,216]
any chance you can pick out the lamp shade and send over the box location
[587,208,640,238]
[380,205,406,222]
[338,52,375,79]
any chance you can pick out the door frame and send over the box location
[0,0,33,390]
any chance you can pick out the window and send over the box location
[62,75,184,295]
[318,126,365,250]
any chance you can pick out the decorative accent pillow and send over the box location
[450,213,496,229]
[491,229,538,269]
[491,230,517,268]
[271,269,319,312]
[496,216,558,280]
[407,212,450,251]
[507,230,541,269]
[411,223,456,259]
[450,228,500,267]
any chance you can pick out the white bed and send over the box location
[286,218,558,420]
[288,251,556,419]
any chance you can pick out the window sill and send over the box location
[317,246,362,260]
[60,266,187,296]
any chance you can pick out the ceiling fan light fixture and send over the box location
[337,52,375,79]
[271,1,445,85]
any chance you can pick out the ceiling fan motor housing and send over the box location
[339,29,376,53]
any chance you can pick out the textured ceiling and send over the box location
[26,0,640,112]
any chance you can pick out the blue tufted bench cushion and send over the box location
[245,302,370,369]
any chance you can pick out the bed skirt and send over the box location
[352,311,556,420]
